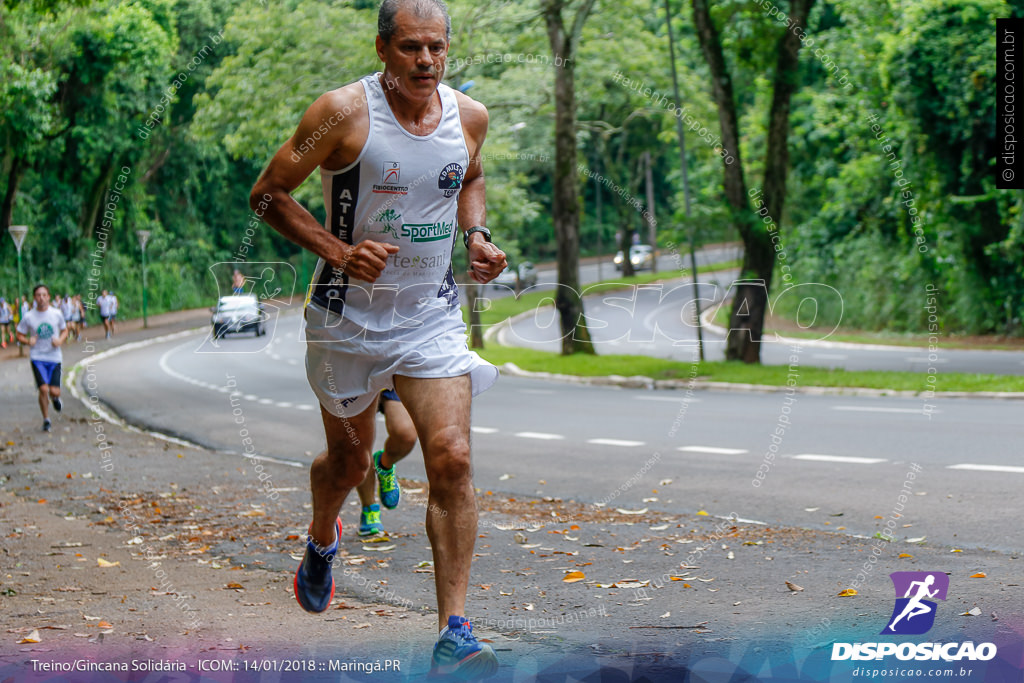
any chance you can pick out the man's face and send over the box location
[34,287,50,310]
[376,8,449,102]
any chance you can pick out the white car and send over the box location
[211,294,266,338]
[613,244,654,271]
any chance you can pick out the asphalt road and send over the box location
[87,316,1024,555]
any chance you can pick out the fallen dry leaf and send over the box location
[616,507,648,515]
[696,510,709,516]
[785,581,804,592]
[969,572,986,578]
[96,621,113,629]
[19,630,41,644]
[898,553,914,559]
[225,583,244,591]
[96,558,119,568]
[562,571,586,583]
[962,607,982,616]
[837,588,857,597]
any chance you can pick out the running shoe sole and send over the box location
[430,647,499,680]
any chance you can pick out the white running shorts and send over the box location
[303,301,498,417]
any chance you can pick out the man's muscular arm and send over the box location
[250,86,398,282]
[455,93,506,284]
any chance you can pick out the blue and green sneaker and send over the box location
[374,449,401,510]
[358,503,384,537]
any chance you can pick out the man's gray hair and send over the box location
[378,0,451,42]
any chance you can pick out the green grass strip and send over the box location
[476,345,1024,393]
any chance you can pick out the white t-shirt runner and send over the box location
[17,307,66,363]
[97,295,115,318]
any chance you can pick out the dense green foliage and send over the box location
[1,0,1020,336]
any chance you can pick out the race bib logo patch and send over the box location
[382,161,400,184]
[438,162,464,197]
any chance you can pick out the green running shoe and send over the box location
[374,449,401,510]
[358,504,384,537]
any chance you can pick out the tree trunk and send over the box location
[692,0,813,363]
[467,281,484,349]
[80,156,118,240]
[543,0,596,354]
[1,154,26,235]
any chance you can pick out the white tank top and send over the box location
[309,73,469,335]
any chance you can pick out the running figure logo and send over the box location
[881,571,949,635]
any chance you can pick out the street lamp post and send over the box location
[136,230,151,329]
[8,225,28,356]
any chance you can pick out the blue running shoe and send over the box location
[358,504,384,537]
[293,518,340,613]
[431,616,498,680]
[374,449,401,510]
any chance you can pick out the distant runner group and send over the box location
[4,286,121,431]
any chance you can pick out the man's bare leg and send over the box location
[380,398,417,469]
[309,403,377,548]
[393,374,475,631]
[37,387,50,420]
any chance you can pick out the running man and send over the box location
[250,0,506,676]
[355,390,417,537]
[97,290,115,339]
[60,294,74,344]
[16,284,68,432]
[887,574,939,632]
[0,297,13,348]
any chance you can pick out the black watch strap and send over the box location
[463,226,491,248]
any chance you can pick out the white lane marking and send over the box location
[792,454,887,464]
[634,395,701,403]
[906,357,950,364]
[948,464,1024,474]
[812,353,848,360]
[679,446,748,455]
[515,431,565,440]
[158,342,315,412]
[832,406,937,414]
[587,438,645,447]
[472,426,500,434]
[69,328,305,469]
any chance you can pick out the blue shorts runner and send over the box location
[377,388,401,414]
[31,361,62,388]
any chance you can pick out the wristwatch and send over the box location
[463,226,491,248]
